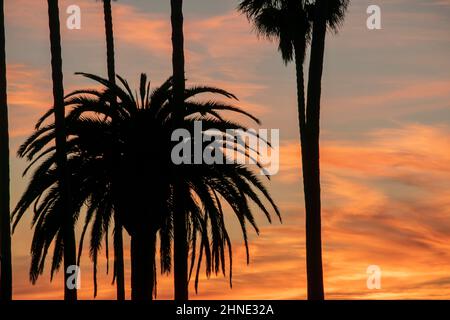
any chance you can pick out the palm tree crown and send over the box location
[13,73,280,298]
[238,0,348,64]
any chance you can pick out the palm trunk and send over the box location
[0,0,12,301]
[113,218,125,300]
[102,0,125,301]
[130,229,156,300]
[47,0,77,301]
[173,184,188,300]
[303,0,329,301]
[103,0,116,85]
[170,0,188,301]
[294,39,306,139]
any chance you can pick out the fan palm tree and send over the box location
[47,0,77,300]
[238,0,348,300]
[0,0,12,301]
[170,0,188,301]
[13,73,280,300]
[100,0,125,301]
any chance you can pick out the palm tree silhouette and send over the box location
[170,0,189,301]
[0,0,12,301]
[13,72,280,300]
[13,125,110,293]
[46,0,77,300]
[302,0,348,300]
[239,0,348,300]
[100,0,125,301]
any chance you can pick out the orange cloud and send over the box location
[13,123,450,300]
[7,64,52,139]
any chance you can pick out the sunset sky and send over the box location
[5,0,450,299]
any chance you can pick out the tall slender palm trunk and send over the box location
[102,0,125,301]
[113,217,125,300]
[0,0,12,301]
[130,229,156,300]
[294,40,307,138]
[47,0,77,301]
[170,0,188,301]
[173,183,188,300]
[303,0,329,300]
[103,0,116,85]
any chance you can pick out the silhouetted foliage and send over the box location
[239,0,348,300]
[13,73,280,300]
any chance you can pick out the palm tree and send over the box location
[100,0,125,301]
[170,0,188,301]
[47,0,77,300]
[0,0,12,301]
[302,0,348,300]
[13,73,280,300]
[238,0,348,300]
